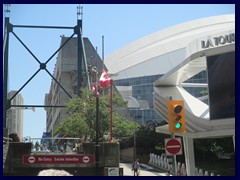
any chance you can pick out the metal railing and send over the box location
[149,153,220,176]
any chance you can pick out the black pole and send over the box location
[3,17,10,128]
[169,96,176,176]
[95,95,100,175]
[77,19,83,96]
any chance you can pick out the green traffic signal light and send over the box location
[175,122,182,129]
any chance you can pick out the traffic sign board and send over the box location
[23,154,95,164]
[165,138,182,155]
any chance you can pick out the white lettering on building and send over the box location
[201,33,235,49]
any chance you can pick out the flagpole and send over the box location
[95,91,100,174]
[110,79,113,143]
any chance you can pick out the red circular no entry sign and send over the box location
[166,138,181,155]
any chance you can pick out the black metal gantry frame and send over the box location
[3,17,89,128]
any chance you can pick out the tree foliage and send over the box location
[54,88,139,142]
[194,137,235,162]
[119,123,170,154]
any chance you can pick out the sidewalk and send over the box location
[119,162,169,176]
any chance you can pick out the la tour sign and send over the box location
[201,32,235,49]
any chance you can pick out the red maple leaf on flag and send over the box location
[99,69,112,88]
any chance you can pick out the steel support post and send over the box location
[3,17,10,128]
[77,19,83,96]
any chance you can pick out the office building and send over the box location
[7,91,24,140]
[44,37,104,134]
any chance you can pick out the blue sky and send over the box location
[3,4,235,138]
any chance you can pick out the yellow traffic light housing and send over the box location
[168,100,186,133]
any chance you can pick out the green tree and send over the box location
[54,88,138,142]
[194,137,235,162]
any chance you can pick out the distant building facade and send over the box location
[7,91,24,140]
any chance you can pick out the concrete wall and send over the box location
[120,147,134,163]
[4,142,32,175]
[4,142,120,176]
[82,142,120,167]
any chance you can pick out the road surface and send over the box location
[119,162,169,176]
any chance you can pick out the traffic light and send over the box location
[168,100,186,134]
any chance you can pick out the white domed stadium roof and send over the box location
[105,14,235,80]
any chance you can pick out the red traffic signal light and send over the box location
[168,100,186,134]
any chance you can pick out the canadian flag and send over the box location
[99,69,112,88]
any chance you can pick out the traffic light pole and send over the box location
[169,96,176,176]
[171,133,177,176]
[168,96,186,176]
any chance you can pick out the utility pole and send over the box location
[169,96,177,176]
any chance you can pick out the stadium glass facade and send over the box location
[114,71,208,125]
[114,75,162,124]
[183,71,209,104]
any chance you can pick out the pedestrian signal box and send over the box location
[168,100,186,134]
